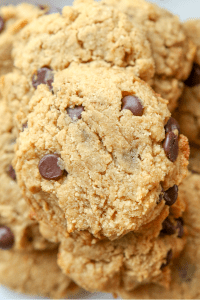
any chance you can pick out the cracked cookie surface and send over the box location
[103,0,196,112]
[13,0,154,82]
[14,64,189,240]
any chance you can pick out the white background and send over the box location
[0,0,200,299]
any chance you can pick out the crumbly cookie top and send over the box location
[14,64,189,239]
[103,0,195,80]
[12,0,154,82]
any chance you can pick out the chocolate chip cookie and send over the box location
[103,0,196,112]
[13,0,155,82]
[119,171,200,299]
[58,201,186,293]
[174,20,200,146]
[14,64,189,240]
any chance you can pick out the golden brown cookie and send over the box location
[0,3,47,77]
[119,171,200,299]
[103,0,196,112]
[0,249,77,299]
[14,64,189,240]
[12,0,154,82]
[174,20,200,146]
[57,202,186,293]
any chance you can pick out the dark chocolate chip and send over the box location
[157,193,163,204]
[121,95,144,116]
[185,63,200,87]
[0,16,4,33]
[165,117,180,136]
[32,67,54,91]
[0,226,15,250]
[163,132,179,162]
[163,185,178,206]
[8,165,16,181]
[176,217,184,238]
[22,122,28,131]
[161,249,173,269]
[67,106,84,120]
[161,217,176,235]
[178,261,196,282]
[38,154,64,180]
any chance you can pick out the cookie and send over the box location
[57,201,186,293]
[12,0,154,82]
[119,171,200,299]
[103,0,196,112]
[0,101,55,251]
[174,20,200,146]
[14,64,189,240]
[0,3,47,77]
[0,249,77,298]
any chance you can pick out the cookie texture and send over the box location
[0,101,54,251]
[103,0,196,112]
[13,0,154,82]
[14,64,189,240]
[0,3,46,77]
[0,249,77,298]
[119,171,200,299]
[58,202,186,293]
[174,20,200,146]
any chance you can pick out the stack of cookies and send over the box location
[0,0,199,299]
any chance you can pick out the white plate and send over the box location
[0,0,200,299]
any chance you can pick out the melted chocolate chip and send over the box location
[163,132,179,162]
[121,95,144,116]
[38,154,64,180]
[161,249,173,269]
[32,67,54,91]
[165,117,180,136]
[185,63,200,87]
[163,185,178,206]
[0,226,15,250]
[0,16,4,33]
[22,122,28,131]
[8,165,16,181]
[67,106,84,120]
[176,217,184,238]
[161,217,176,235]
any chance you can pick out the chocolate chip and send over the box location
[165,117,180,136]
[22,122,28,131]
[0,226,15,250]
[185,63,200,87]
[163,185,178,206]
[38,5,61,14]
[178,261,196,282]
[8,165,16,181]
[32,67,54,91]
[161,249,173,269]
[0,16,4,33]
[67,106,84,120]
[121,95,144,116]
[176,217,184,238]
[161,217,176,235]
[163,132,179,162]
[38,154,64,180]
